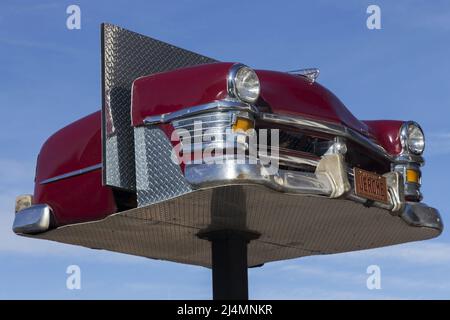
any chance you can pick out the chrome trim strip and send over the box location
[144,100,258,125]
[227,63,246,99]
[185,161,334,196]
[399,121,425,156]
[144,99,423,165]
[40,163,103,185]
[259,112,423,165]
[259,153,319,169]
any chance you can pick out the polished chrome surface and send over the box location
[325,137,348,155]
[171,110,409,211]
[404,182,422,200]
[315,154,351,198]
[143,98,415,169]
[143,100,430,214]
[394,153,424,165]
[144,100,258,125]
[393,162,422,201]
[383,171,404,212]
[227,63,262,103]
[227,63,244,98]
[393,122,425,200]
[185,160,333,196]
[399,121,425,156]
[227,64,260,103]
[40,163,102,185]
[171,111,236,141]
[259,152,319,169]
[402,202,443,231]
[170,110,254,163]
[13,204,51,234]
[259,112,420,165]
[185,154,400,210]
[288,68,320,83]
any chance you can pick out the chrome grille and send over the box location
[171,111,252,164]
[172,112,234,144]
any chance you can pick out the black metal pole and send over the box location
[199,229,259,300]
[198,187,260,300]
[211,231,249,300]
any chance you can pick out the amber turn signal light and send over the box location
[232,117,254,132]
[406,169,420,184]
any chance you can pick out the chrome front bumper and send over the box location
[14,154,443,236]
[184,155,443,233]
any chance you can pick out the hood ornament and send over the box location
[288,68,320,83]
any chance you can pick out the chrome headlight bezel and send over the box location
[227,63,260,104]
[400,121,425,155]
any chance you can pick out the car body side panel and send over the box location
[34,111,117,225]
[34,169,116,225]
[35,112,102,182]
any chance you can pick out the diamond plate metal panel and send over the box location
[102,23,217,190]
[28,185,439,268]
[134,126,192,207]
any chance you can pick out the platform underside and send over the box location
[27,185,438,267]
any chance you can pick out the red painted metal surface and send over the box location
[363,120,403,155]
[34,111,116,225]
[132,62,404,155]
[131,62,232,126]
[256,70,369,134]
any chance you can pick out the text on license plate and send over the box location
[354,168,388,204]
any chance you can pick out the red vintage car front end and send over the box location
[12,25,442,268]
[131,62,428,207]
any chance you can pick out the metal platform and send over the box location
[26,184,439,268]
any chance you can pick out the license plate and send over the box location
[354,168,388,204]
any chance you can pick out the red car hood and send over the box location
[256,70,369,135]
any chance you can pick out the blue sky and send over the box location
[1,0,450,299]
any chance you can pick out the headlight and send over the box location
[400,121,425,155]
[228,64,260,103]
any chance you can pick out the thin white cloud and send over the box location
[251,286,403,300]
[389,2,450,32]
[324,241,450,266]
[3,2,61,13]
[363,242,450,264]
[0,159,34,188]
[426,132,450,156]
[278,263,366,285]
[253,243,450,299]
[0,38,86,56]
[123,281,210,300]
